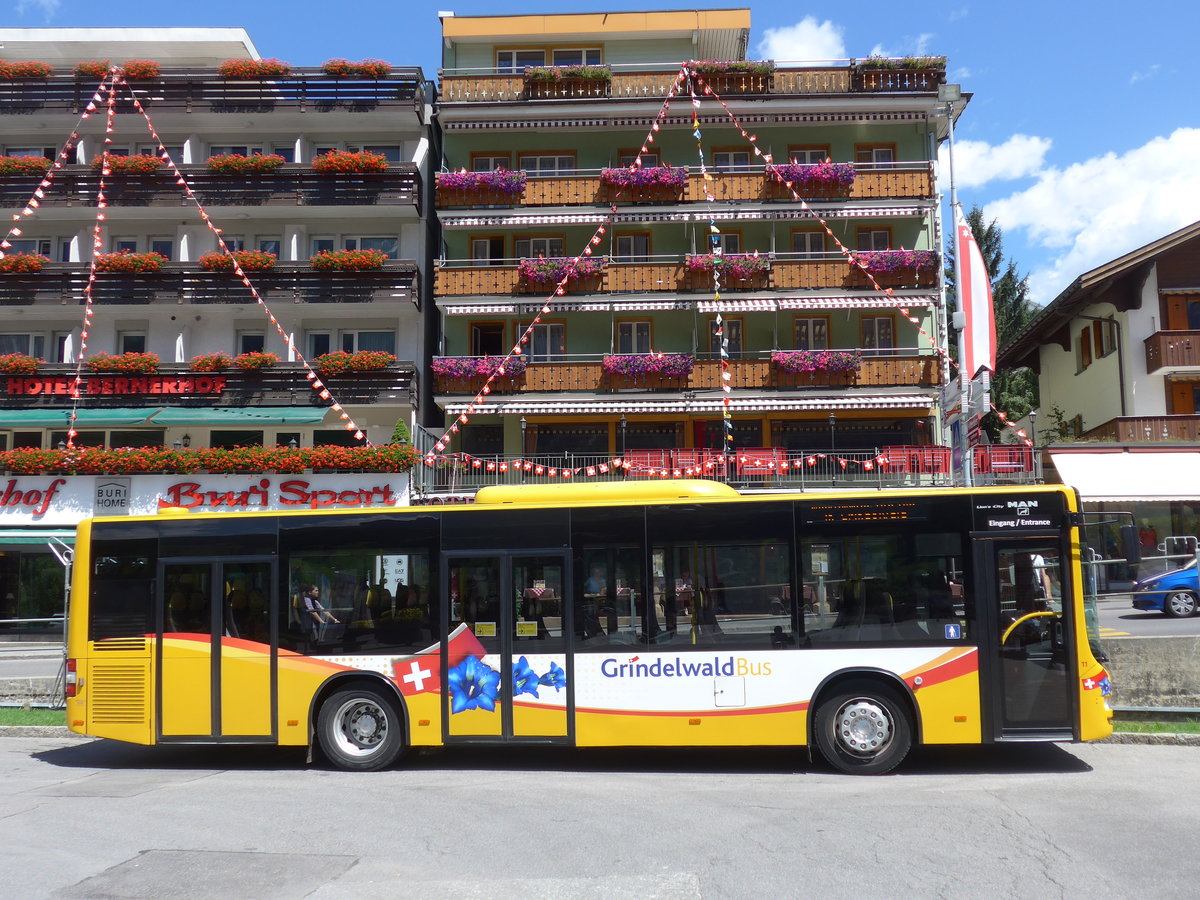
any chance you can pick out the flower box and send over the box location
[690,60,775,94]
[86,352,160,374]
[599,165,688,202]
[0,253,49,274]
[233,351,279,371]
[198,250,277,272]
[73,61,111,80]
[120,59,161,80]
[524,65,612,99]
[217,58,291,79]
[435,169,526,206]
[0,60,53,80]
[602,353,694,383]
[323,59,392,78]
[0,353,40,374]
[309,249,387,271]
[517,257,604,292]
[851,250,938,287]
[314,350,397,376]
[854,56,946,91]
[189,352,231,372]
[765,161,856,199]
[0,155,53,176]
[431,356,527,380]
[771,350,861,386]
[311,150,389,174]
[94,251,166,274]
[685,253,770,290]
[206,153,286,175]
[92,154,163,176]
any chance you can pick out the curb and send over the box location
[1100,731,1200,746]
[0,725,81,738]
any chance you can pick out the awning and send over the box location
[150,408,329,426]
[0,408,156,427]
[446,394,934,415]
[1049,450,1200,501]
[778,295,936,310]
[0,529,75,546]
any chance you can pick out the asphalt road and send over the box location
[1098,594,1200,637]
[1,735,1197,899]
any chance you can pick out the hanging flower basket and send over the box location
[217,58,291,79]
[198,250,277,272]
[309,249,387,271]
[207,153,286,175]
[94,251,166,274]
[602,353,694,378]
[120,59,162,80]
[233,350,279,371]
[92,154,163,176]
[0,155,52,176]
[766,161,856,198]
[0,353,41,374]
[685,253,770,288]
[86,352,160,374]
[189,352,232,372]
[314,350,397,376]
[0,60,54,80]
[517,257,604,291]
[73,61,111,80]
[311,150,389,174]
[599,165,688,201]
[0,253,49,274]
[322,59,393,78]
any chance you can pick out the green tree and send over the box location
[945,205,1039,441]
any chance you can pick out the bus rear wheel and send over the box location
[317,687,405,771]
[813,681,912,775]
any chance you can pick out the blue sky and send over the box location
[8,0,1198,305]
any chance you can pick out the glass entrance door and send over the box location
[983,540,1075,737]
[444,552,569,741]
[158,559,275,740]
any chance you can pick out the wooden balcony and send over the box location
[435,164,932,209]
[0,165,421,211]
[433,354,939,394]
[1082,416,1200,443]
[0,68,426,118]
[435,256,936,297]
[1145,331,1200,373]
[3,362,416,409]
[0,260,420,306]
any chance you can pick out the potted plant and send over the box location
[309,249,387,271]
[314,349,397,376]
[189,351,232,372]
[322,59,393,78]
[94,251,166,274]
[0,253,49,274]
[0,60,54,80]
[685,252,770,288]
[217,58,291,79]
[233,350,279,371]
[92,154,163,176]
[311,150,389,174]
[435,168,526,205]
[0,352,41,374]
[73,61,111,80]
[206,153,287,175]
[690,59,775,93]
[120,59,161,80]
[198,250,277,272]
[599,164,689,202]
[766,160,856,198]
[0,155,53,176]
[523,64,611,98]
[86,351,160,374]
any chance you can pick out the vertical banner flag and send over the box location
[957,205,996,378]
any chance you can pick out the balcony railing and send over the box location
[3,362,415,409]
[438,61,943,104]
[435,254,937,297]
[0,68,426,118]
[435,163,933,209]
[432,353,940,394]
[1145,331,1200,373]
[1082,416,1200,443]
[0,164,421,211]
[0,260,420,306]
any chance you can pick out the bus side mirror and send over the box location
[1119,525,1141,565]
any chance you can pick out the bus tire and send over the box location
[316,687,405,771]
[813,680,912,775]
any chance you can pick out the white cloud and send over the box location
[15,0,60,21]
[756,17,846,63]
[1130,64,1161,84]
[985,128,1200,302]
[939,134,1052,189]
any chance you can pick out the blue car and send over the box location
[1133,559,1199,617]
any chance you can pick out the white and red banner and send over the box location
[956,206,996,379]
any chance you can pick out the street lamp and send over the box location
[288,437,298,450]
[172,439,182,450]
[1028,410,1037,447]
[519,416,527,454]
[828,412,837,483]
[619,414,627,457]
[181,433,191,448]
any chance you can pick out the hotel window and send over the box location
[854,144,895,166]
[149,238,174,260]
[0,333,44,356]
[617,150,659,167]
[789,146,831,165]
[223,236,247,252]
[616,321,652,354]
[4,146,55,160]
[515,237,564,258]
[238,332,266,354]
[53,331,72,363]
[258,238,282,257]
[793,317,829,350]
[711,232,742,254]
[471,154,511,172]
[709,317,743,359]
[861,316,895,355]
[856,228,891,251]
[111,237,139,253]
[470,323,505,357]
[527,322,565,362]
[357,145,402,164]
[210,145,264,157]
[614,233,650,261]
[496,50,547,73]
[517,153,575,176]
[308,332,332,358]
[551,48,602,67]
[345,236,398,257]
[7,239,51,256]
[791,230,825,257]
[1094,318,1117,358]
[118,331,147,354]
[341,331,396,354]
[471,237,505,266]
[271,145,295,163]
[138,144,183,159]
[712,150,752,172]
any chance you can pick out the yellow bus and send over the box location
[65,480,1113,775]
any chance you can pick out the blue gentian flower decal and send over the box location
[538,660,566,692]
[513,655,541,698]
[448,655,501,713]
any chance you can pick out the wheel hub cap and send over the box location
[836,699,892,755]
[347,706,383,747]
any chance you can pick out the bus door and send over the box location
[442,551,570,742]
[975,538,1075,739]
[158,558,275,741]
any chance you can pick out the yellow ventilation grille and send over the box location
[93,638,148,653]
[90,663,148,725]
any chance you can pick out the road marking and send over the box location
[1100,627,1130,637]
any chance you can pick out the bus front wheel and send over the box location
[317,687,405,771]
[813,681,912,775]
